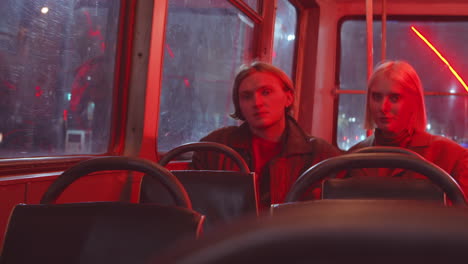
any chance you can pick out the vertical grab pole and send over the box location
[366,0,373,80]
[381,0,387,61]
[366,0,374,136]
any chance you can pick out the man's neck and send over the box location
[250,117,286,142]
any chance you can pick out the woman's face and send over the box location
[369,78,415,135]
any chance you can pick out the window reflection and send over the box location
[337,94,367,150]
[272,0,297,78]
[158,0,255,151]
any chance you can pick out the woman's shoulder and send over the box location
[409,131,467,164]
[425,133,467,153]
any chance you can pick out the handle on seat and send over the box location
[285,153,467,206]
[159,142,250,173]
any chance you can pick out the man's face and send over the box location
[369,78,415,135]
[238,72,293,131]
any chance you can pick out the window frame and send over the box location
[0,0,136,175]
[334,15,468,150]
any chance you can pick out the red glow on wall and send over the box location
[411,26,468,93]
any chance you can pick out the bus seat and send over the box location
[284,153,466,206]
[140,170,258,230]
[319,147,444,203]
[0,202,203,264]
[322,176,444,202]
[153,200,468,264]
[0,156,204,264]
[141,142,259,231]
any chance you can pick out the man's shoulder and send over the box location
[284,118,341,156]
[295,132,342,156]
[305,136,332,147]
[200,126,243,143]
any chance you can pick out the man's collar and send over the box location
[229,116,313,155]
[282,116,315,155]
[229,122,253,149]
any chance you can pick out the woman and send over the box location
[349,60,467,192]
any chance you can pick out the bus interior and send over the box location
[0,0,467,263]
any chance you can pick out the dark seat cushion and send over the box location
[322,176,444,203]
[155,200,468,264]
[0,202,203,264]
[139,170,258,230]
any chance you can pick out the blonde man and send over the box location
[192,62,340,209]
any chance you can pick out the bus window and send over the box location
[0,0,120,157]
[158,0,299,152]
[157,1,253,152]
[243,0,261,14]
[337,18,468,150]
[272,0,297,79]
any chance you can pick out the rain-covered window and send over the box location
[273,0,297,78]
[158,0,298,152]
[0,0,120,157]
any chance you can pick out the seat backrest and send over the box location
[322,176,445,203]
[285,153,466,206]
[0,202,204,264]
[139,170,258,230]
[154,200,468,264]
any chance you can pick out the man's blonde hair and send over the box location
[230,61,295,120]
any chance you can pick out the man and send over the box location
[191,62,341,208]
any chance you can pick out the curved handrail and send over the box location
[159,142,250,173]
[284,153,467,206]
[351,146,424,159]
[40,156,192,208]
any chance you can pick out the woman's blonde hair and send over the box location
[230,61,295,120]
[364,60,427,131]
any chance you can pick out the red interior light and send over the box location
[411,26,468,93]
